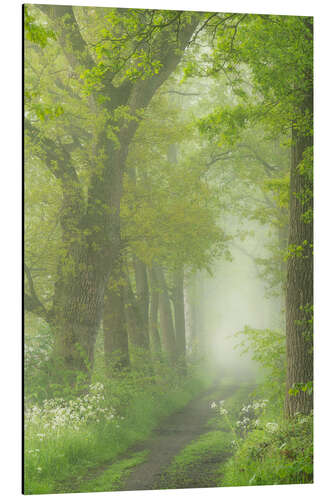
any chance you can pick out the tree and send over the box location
[121,87,230,365]
[24,5,201,388]
[186,13,313,415]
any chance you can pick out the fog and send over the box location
[193,221,284,382]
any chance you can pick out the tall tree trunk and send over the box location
[103,258,130,374]
[148,266,161,356]
[26,5,200,386]
[183,281,191,349]
[285,91,313,417]
[172,267,187,374]
[124,272,150,351]
[134,257,149,339]
[51,251,105,388]
[188,273,199,353]
[155,266,177,362]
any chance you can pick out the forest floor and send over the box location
[58,379,254,493]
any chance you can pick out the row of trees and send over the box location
[25,6,227,386]
[24,7,313,416]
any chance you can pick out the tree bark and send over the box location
[155,266,177,361]
[134,258,149,337]
[148,266,161,356]
[172,267,187,373]
[26,5,200,385]
[188,273,199,351]
[124,272,150,351]
[285,91,313,417]
[103,261,130,375]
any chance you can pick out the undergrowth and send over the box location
[213,325,313,487]
[24,355,212,494]
[219,411,313,486]
[159,384,254,489]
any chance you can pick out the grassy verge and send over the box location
[77,450,149,493]
[24,366,213,494]
[219,411,313,486]
[159,430,232,489]
[163,380,312,489]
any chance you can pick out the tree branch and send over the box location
[25,119,80,183]
[238,143,281,177]
[24,265,51,322]
[160,90,200,97]
[37,5,95,72]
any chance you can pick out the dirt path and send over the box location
[117,382,239,492]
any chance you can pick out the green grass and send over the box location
[219,412,313,487]
[206,383,256,432]
[159,430,233,489]
[77,450,149,493]
[157,383,251,490]
[24,368,213,495]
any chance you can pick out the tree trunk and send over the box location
[188,273,199,352]
[285,92,313,417]
[155,266,177,362]
[134,257,149,339]
[26,5,200,386]
[51,255,105,388]
[124,272,150,351]
[103,262,130,375]
[148,266,161,355]
[172,267,187,374]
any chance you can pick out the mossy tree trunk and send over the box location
[25,5,200,387]
[285,89,313,417]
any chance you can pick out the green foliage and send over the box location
[78,8,197,90]
[220,411,313,486]
[234,326,286,402]
[198,104,254,146]
[24,363,211,494]
[288,381,313,397]
[203,384,314,487]
[24,324,54,405]
[285,239,313,260]
[24,7,313,493]
[24,5,56,47]
[122,93,229,272]
[207,15,313,135]
[297,145,313,224]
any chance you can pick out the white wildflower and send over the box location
[266,422,278,433]
[249,474,256,485]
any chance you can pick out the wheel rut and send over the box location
[117,382,240,491]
